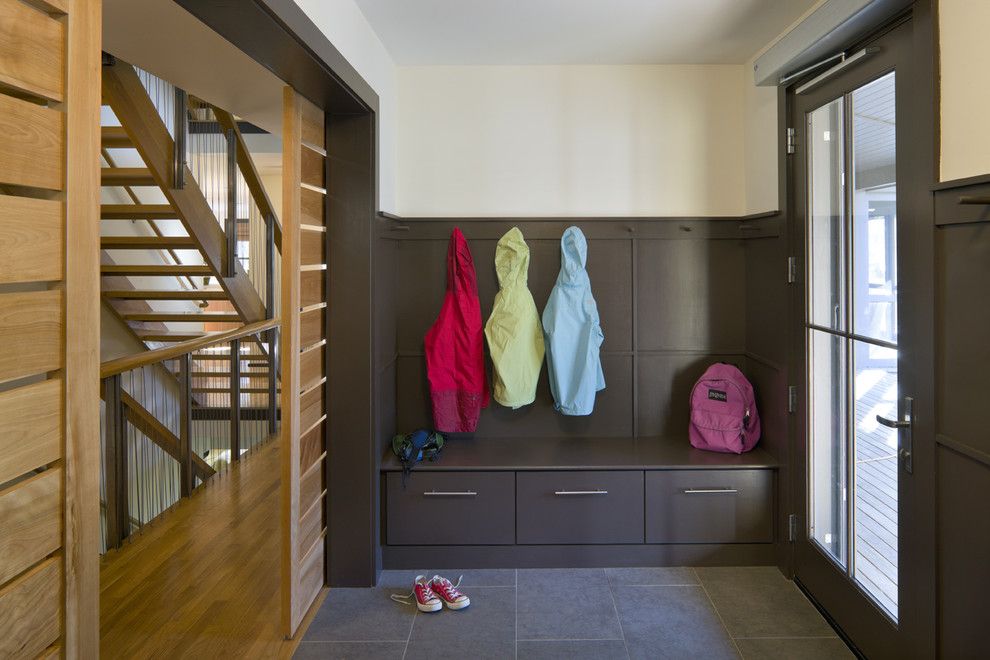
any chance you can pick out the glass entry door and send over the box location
[806,72,900,618]
[789,18,934,659]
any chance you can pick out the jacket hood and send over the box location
[494,227,530,289]
[559,226,588,284]
[446,227,477,293]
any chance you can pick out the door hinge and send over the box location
[788,514,798,542]
[786,127,796,154]
[787,385,797,414]
[787,256,797,283]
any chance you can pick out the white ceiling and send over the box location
[354,0,820,65]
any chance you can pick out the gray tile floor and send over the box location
[295,567,854,660]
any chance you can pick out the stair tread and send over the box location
[101,264,212,276]
[101,126,131,148]
[101,204,177,219]
[101,236,196,249]
[102,289,227,300]
[136,331,219,342]
[122,312,241,322]
[101,167,156,187]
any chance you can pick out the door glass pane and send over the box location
[808,99,846,331]
[852,73,897,343]
[852,339,898,618]
[809,329,847,566]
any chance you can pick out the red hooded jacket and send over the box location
[425,228,490,432]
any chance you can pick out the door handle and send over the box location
[876,396,913,474]
[875,415,909,429]
[682,488,738,494]
[554,490,608,496]
[423,491,477,497]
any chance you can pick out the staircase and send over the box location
[100,58,280,348]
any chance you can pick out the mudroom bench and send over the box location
[380,437,779,569]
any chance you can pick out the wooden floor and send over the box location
[853,368,898,618]
[100,439,300,658]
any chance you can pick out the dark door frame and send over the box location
[173,0,385,587]
[784,3,937,658]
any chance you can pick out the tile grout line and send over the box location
[693,568,745,660]
[605,570,632,660]
[401,604,416,660]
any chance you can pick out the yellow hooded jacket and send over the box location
[485,227,545,408]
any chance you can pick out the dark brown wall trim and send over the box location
[172,0,379,115]
[377,212,783,241]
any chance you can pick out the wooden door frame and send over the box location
[784,4,938,658]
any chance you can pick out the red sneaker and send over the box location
[390,575,442,613]
[429,575,470,610]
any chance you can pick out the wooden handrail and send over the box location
[101,318,280,378]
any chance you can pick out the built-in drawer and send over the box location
[516,471,644,544]
[385,471,515,545]
[645,469,773,544]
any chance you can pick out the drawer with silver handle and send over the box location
[646,469,773,543]
[516,471,644,544]
[385,471,514,545]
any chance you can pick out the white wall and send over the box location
[939,0,990,181]
[293,0,398,213]
[397,65,747,217]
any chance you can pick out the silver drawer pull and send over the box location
[554,490,608,496]
[423,490,477,497]
[683,488,738,494]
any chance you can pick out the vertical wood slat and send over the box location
[0,93,64,190]
[0,195,64,284]
[281,86,305,637]
[0,557,62,659]
[0,0,65,102]
[63,1,103,655]
[0,289,63,384]
[0,379,62,485]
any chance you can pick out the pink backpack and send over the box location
[689,363,761,454]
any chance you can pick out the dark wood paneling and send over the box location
[516,471,644,544]
[636,352,748,437]
[385,471,514,545]
[636,238,746,352]
[645,469,773,543]
[936,444,990,659]
[396,353,633,438]
[325,111,378,588]
[936,221,990,456]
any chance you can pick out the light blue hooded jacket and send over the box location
[542,226,605,415]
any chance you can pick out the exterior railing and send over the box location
[99,319,280,553]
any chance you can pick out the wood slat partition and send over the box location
[0,0,101,656]
[281,88,329,637]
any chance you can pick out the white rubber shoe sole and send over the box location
[417,599,442,613]
[443,597,470,610]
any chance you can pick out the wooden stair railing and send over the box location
[101,319,280,550]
